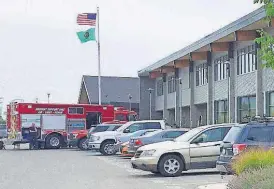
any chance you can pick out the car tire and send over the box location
[100,141,117,156]
[78,138,88,151]
[158,154,184,177]
[45,134,61,149]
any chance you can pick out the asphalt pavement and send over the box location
[0,145,231,189]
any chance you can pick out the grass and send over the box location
[228,166,274,189]
[232,148,274,175]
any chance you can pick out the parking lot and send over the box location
[0,145,231,189]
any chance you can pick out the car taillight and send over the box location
[135,139,142,146]
[233,144,247,155]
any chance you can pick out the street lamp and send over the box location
[147,88,154,120]
[128,94,132,111]
[47,93,51,103]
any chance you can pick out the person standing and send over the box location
[29,123,38,150]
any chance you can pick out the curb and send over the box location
[196,183,228,189]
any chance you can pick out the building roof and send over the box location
[138,6,266,76]
[80,75,140,103]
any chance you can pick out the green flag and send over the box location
[77,28,96,43]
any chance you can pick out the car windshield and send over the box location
[223,125,244,143]
[174,127,204,142]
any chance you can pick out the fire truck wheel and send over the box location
[100,140,117,156]
[78,138,88,151]
[46,134,61,149]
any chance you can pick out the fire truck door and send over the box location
[86,112,102,130]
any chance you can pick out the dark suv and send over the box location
[216,118,274,174]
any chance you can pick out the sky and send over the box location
[0,0,260,115]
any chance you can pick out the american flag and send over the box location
[77,13,97,26]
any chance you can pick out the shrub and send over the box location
[227,166,274,189]
[232,148,274,175]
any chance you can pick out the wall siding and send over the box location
[214,80,228,100]
[263,68,274,92]
[167,93,176,109]
[181,89,191,106]
[236,72,256,97]
[179,67,189,89]
[155,95,164,111]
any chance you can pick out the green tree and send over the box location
[254,0,274,69]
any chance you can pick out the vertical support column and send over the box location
[207,51,213,125]
[256,42,264,117]
[228,42,236,123]
[189,61,197,128]
[163,74,169,122]
[175,68,180,126]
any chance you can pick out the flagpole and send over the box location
[97,6,102,105]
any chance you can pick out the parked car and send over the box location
[69,123,122,150]
[216,118,274,175]
[0,124,7,139]
[114,129,158,153]
[131,123,235,177]
[88,120,167,156]
[128,128,189,156]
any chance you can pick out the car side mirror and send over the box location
[123,128,130,133]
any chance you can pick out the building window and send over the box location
[214,55,229,81]
[69,107,84,114]
[156,79,163,96]
[269,92,274,117]
[196,63,208,86]
[168,75,176,93]
[238,96,256,123]
[215,100,228,124]
[237,44,257,75]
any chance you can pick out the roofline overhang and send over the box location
[138,6,265,77]
[77,76,91,104]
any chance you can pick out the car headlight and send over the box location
[93,136,100,141]
[141,150,156,157]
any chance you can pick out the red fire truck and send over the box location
[6,102,137,149]
[68,106,138,150]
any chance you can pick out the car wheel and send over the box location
[45,134,61,149]
[158,154,184,177]
[78,138,88,150]
[100,141,117,156]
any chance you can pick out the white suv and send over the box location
[131,123,236,177]
[88,120,166,155]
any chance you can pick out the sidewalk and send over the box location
[196,183,228,189]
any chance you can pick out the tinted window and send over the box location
[245,127,273,143]
[69,107,84,114]
[144,122,161,129]
[162,131,185,138]
[112,125,121,131]
[92,126,110,132]
[193,127,231,143]
[115,114,127,121]
[223,126,243,143]
[126,123,144,133]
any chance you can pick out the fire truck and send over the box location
[6,102,137,149]
[68,106,138,150]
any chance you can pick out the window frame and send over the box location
[191,127,226,143]
[214,55,229,81]
[238,96,256,123]
[237,44,257,75]
[167,75,176,93]
[269,92,274,117]
[196,63,208,86]
[214,100,228,124]
[156,79,164,96]
[68,107,84,115]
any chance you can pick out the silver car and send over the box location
[128,129,189,155]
